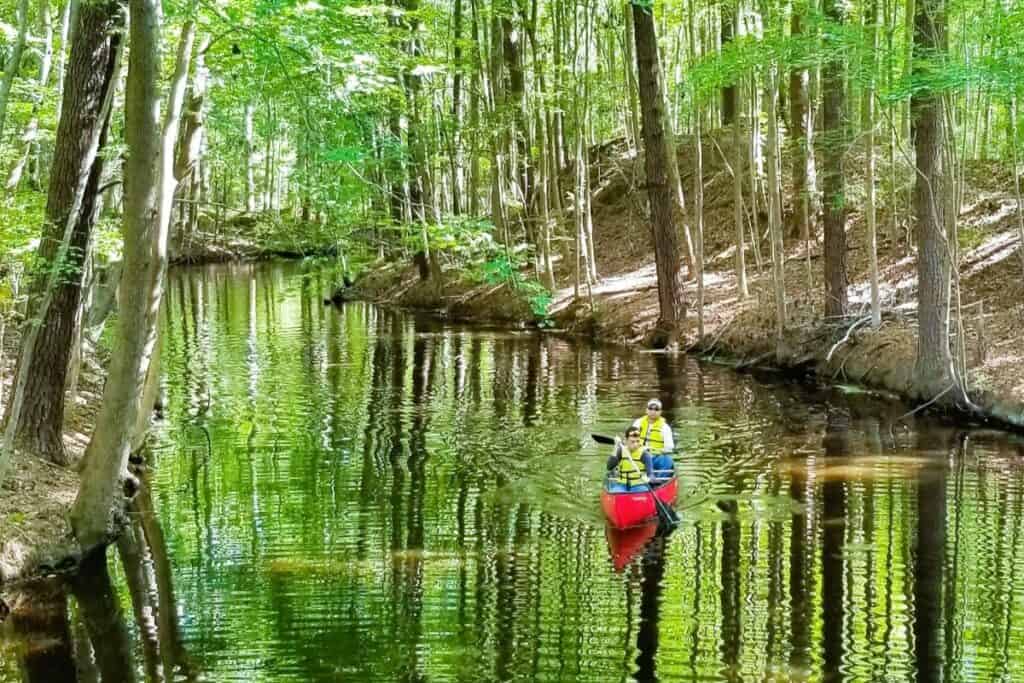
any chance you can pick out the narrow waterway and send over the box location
[4,260,1024,682]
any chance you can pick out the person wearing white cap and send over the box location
[633,398,675,482]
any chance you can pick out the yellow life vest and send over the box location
[638,416,666,452]
[617,445,647,485]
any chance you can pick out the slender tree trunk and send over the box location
[468,0,482,216]
[54,0,77,126]
[1012,98,1024,277]
[0,0,122,468]
[721,2,737,126]
[765,63,787,348]
[623,0,641,149]
[865,0,881,327]
[0,0,30,142]
[71,12,195,548]
[789,8,809,250]
[910,0,955,399]
[244,102,256,212]
[174,34,210,245]
[822,0,848,319]
[632,1,685,344]
[732,88,748,298]
[450,0,463,215]
[7,0,55,190]
[689,1,705,338]
[263,100,273,211]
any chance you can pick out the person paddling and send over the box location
[633,398,674,482]
[606,427,654,492]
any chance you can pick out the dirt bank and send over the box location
[0,336,129,588]
[352,131,1024,433]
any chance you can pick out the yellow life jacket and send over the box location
[638,416,666,452]
[617,445,647,485]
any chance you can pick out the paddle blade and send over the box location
[591,433,616,445]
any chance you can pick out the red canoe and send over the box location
[600,477,679,530]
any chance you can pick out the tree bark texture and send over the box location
[821,0,848,319]
[632,2,685,341]
[911,0,953,397]
[2,0,123,465]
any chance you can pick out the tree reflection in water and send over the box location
[1,476,193,682]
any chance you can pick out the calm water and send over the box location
[4,261,1024,682]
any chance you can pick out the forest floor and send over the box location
[0,334,106,588]
[354,130,1024,432]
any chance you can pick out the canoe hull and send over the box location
[600,477,678,530]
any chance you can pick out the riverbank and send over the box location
[169,212,347,265]
[0,335,123,588]
[351,132,1024,433]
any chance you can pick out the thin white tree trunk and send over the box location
[765,64,786,346]
[0,0,30,142]
[70,12,195,548]
[54,0,76,124]
[244,102,256,212]
[7,0,55,190]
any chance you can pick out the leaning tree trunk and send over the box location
[821,0,848,319]
[910,0,955,400]
[632,1,685,345]
[0,0,123,468]
[71,10,195,549]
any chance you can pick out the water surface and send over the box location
[4,261,1024,682]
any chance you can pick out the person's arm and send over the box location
[606,441,623,471]
[662,424,675,452]
[641,451,654,481]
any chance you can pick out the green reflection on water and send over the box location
[7,261,1024,682]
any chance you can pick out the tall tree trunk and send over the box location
[0,0,30,142]
[865,0,881,328]
[765,63,787,350]
[174,34,210,244]
[0,0,122,468]
[450,0,463,215]
[910,0,955,399]
[632,1,685,345]
[71,11,195,548]
[689,0,705,338]
[623,0,641,148]
[821,0,848,319]
[789,7,810,249]
[732,89,748,298]
[721,1,737,126]
[54,0,77,126]
[1012,99,1024,278]
[468,0,482,216]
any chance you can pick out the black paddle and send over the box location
[593,433,679,527]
